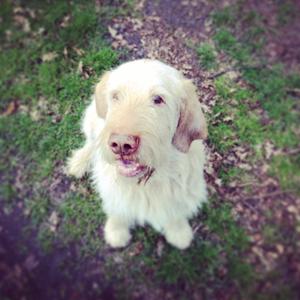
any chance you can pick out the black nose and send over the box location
[109,134,140,155]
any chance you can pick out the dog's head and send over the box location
[95,59,207,182]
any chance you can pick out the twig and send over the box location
[286,88,300,97]
[207,67,235,80]
[284,148,300,155]
[243,190,295,201]
[207,62,272,80]
[193,223,203,234]
[242,201,258,214]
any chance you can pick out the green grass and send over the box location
[196,1,300,298]
[1,0,299,298]
[277,1,297,25]
[208,76,264,153]
[125,200,253,295]
[202,3,300,195]
[0,0,119,253]
[197,42,217,70]
[270,154,300,195]
[58,192,106,255]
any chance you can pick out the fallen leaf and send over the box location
[63,47,68,57]
[73,47,85,56]
[60,15,71,28]
[128,242,144,256]
[42,52,58,62]
[1,100,18,116]
[24,255,39,271]
[48,211,59,232]
[287,205,298,214]
[13,7,25,14]
[156,239,164,257]
[113,254,123,264]
[264,141,275,160]
[108,26,118,38]
[276,244,284,254]
[14,15,30,32]
[239,163,252,171]
[77,60,83,74]
[30,108,41,121]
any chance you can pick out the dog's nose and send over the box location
[109,134,140,155]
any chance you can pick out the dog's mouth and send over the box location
[116,159,155,184]
[116,159,146,177]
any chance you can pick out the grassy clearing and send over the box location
[0,0,255,296]
[197,42,217,70]
[1,0,299,298]
[112,200,252,298]
[199,2,300,194]
[0,0,118,254]
[198,2,300,298]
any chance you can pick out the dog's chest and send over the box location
[93,161,203,229]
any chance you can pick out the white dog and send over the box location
[67,59,207,249]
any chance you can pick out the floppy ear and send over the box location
[172,79,207,153]
[94,71,111,119]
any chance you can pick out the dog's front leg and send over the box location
[163,218,193,250]
[104,216,131,248]
[66,141,94,178]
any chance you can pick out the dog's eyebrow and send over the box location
[149,85,169,98]
[110,90,119,98]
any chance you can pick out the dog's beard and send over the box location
[98,132,169,184]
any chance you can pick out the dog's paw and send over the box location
[66,148,90,178]
[105,227,131,248]
[164,222,193,250]
[104,218,131,248]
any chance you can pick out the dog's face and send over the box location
[95,60,207,181]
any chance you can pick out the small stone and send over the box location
[287,205,298,214]
[276,244,284,254]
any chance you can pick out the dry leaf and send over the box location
[239,163,252,171]
[14,15,30,32]
[108,26,118,38]
[77,61,83,74]
[73,47,85,56]
[60,15,71,28]
[24,255,39,271]
[156,239,164,257]
[287,205,298,214]
[63,47,68,57]
[128,242,144,256]
[1,100,18,116]
[276,244,284,254]
[42,52,58,62]
[264,141,275,160]
[48,211,59,232]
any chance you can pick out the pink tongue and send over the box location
[117,160,145,177]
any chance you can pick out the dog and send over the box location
[67,59,208,249]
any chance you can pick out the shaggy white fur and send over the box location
[67,59,208,249]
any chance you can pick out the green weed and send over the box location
[58,193,105,254]
[277,1,297,25]
[138,201,252,289]
[270,155,300,195]
[0,0,119,252]
[197,43,217,70]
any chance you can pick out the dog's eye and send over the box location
[111,92,119,102]
[153,95,165,105]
